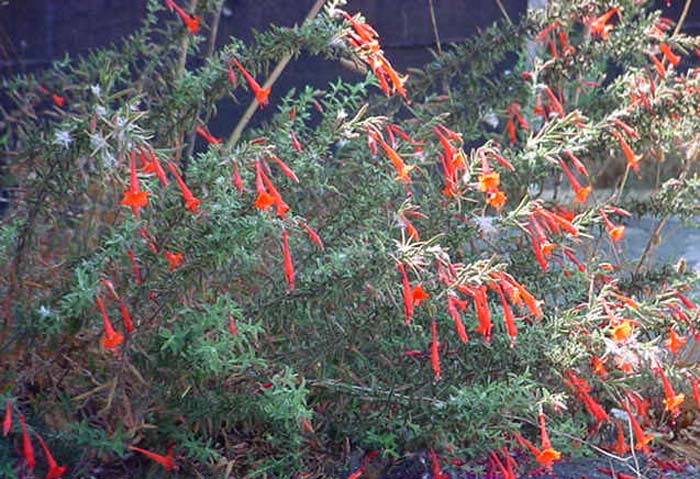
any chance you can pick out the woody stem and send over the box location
[225,0,326,150]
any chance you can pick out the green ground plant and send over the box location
[2,0,700,477]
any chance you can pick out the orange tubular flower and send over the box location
[400,214,419,241]
[688,374,700,407]
[167,162,201,212]
[599,209,625,242]
[564,370,609,426]
[299,221,324,250]
[558,159,591,203]
[659,42,681,66]
[620,399,652,453]
[96,296,124,350]
[260,168,290,218]
[506,117,516,145]
[610,129,642,172]
[478,172,500,192]
[493,283,517,347]
[473,286,493,343]
[655,366,685,416]
[195,126,222,145]
[664,329,687,355]
[118,302,135,333]
[447,294,469,344]
[591,355,608,378]
[36,433,68,479]
[398,263,414,324]
[535,411,561,469]
[281,230,295,291]
[430,319,441,380]
[253,161,275,210]
[290,129,302,152]
[167,0,200,34]
[141,146,169,186]
[542,86,564,118]
[347,467,366,479]
[485,189,507,211]
[164,251,183,271]
[226,61,237,87]
[2,400,11,436]
[232,163,244,193]
[230,58,271,107]
[512,412,560,472]
[120,151,149,218]
[129,444,177,471]
[563,150,588,177]
[19,415,36,470]
[648,53,667,78]
[371,129,414,183]
[590,7,619,40]
[268,155,299,183]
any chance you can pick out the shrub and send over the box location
[2,0,700,477]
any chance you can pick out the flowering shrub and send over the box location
[2,0,700,477]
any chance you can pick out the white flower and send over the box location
[38,305,52,318]
[90,132,108,151]
[53,130,73,148]
[481,111,499,129]
[90,84,102,97]
[95,105,107,117]
[336,109,348,121]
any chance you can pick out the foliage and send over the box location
[2,0,700,477]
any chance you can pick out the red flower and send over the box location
[610,129,642,172]
[369,129,414,183]
[140,146,169,186]
[195,125,222,145]
[164,251,184,271]
[2,400,11,436]
[260,167,290,218]
[589,7,619,40]
[253,160,275,210]
[665,329,686,355]
[659,42,681,66]
[290,129,302,152]
[129,444,177,471]
[96,296,124,350]
[493,283,517,347]
[430,319,441,380]
[230,58,271,107]
[558,159,591,204]
[299,221,324,250]
[36,433,68,479]
[655,366,685,416]
[118,302,135,333]
[347,467,366,479]
[446,294,469,344]
[599,209,625,242]
[398,262,414,324]
[167,162,201,212]
[268,155,299,183]
[620,398,652,453]
[232,163,244,193]
[281,230,295,291]
[120,151,149,218]
[127,249,143,285]
[564,370,609,426]
[19,415,36,470]
[473,286,492,343]
[167,0,200,33]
